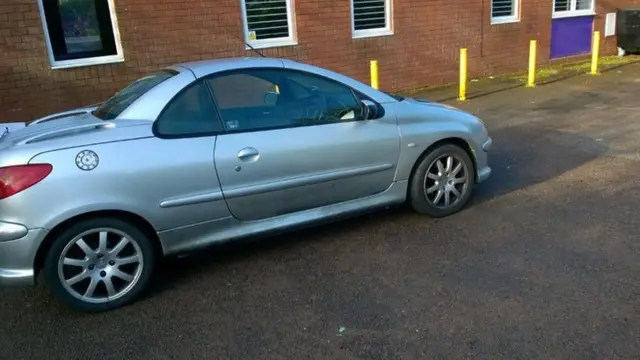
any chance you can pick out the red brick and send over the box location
[2,0,640,120]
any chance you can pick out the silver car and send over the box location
[0,57,491,311]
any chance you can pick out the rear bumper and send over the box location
[0,268,34,286]
[0,228,48,286]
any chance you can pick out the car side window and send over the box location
[206,69,362,132]
[284,71,362,123]
[154,81,223,137]
[209,73,278,109]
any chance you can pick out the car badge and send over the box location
[75,150,100,171]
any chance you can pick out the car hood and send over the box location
[400,97,466,112]
[391,96,488,135]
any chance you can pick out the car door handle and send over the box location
[237,147,260,162]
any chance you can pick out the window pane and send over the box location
[209,74,278,109]
[42,0,118,61]
[208,70,361,132]
[93,71,175,120]
[58,0,103,53]
[244,0,290,40]
[155,82,222,136]
[287,74,361,124]
[554,0,570,12]
[491,0,514,17]
[353,0,387,31]
[208,72,281,131]
[575,0,592,10]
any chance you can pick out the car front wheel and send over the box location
[409,143,475,217]
[43,217,156,312]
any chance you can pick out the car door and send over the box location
[148,79,232,236]
[209,68,401,222]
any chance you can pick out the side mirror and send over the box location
[361,100,377,120]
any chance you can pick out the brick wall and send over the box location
[1,0,639,121]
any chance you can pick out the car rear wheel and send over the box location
[43,217,156,312]
[408,143,475,217]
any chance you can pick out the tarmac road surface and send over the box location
[2,64,640,360]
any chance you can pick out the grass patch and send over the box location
[394,55,640,101]
[509,55,640,82]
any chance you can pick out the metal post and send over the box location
[590,31,601,75]
[458,48,467,101]
[527,40,537,87]
[370,60,379,89]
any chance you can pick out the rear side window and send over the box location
[154,81,223,137]
[93,70,175,120]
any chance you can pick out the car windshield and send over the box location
[93,70,176,120]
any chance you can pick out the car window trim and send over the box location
[201,67,380,135]
[152,78,226,139]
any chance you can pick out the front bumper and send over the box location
[0,228,48,286]
[482,137,492,152]
[475,136,492,183]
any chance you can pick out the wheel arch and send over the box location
[34,210,163,280]
[407,137,478,195]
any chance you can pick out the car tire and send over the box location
[408,143,475,217]
[43,217,156,312]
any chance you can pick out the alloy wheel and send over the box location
[57,228,144,304]
[423,154,469,209]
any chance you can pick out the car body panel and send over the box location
[6,113,124,147]
[181,57,286,79]
[21,135,230,233]
[390,98,492,182]
[0,57,492,287]
[29,104,99,126]
[214,110,401,221]
[159,180,409,254]
[0,228,47,285]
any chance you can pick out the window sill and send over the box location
[352,29,394,39]
[491,16,520,25]
[245,39,298,50]
[552,10,596,19]
[50,55,124,70]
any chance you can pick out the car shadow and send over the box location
[148,122,608,298]
[468,123,608,206]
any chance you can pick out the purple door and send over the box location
[550,16,595,59]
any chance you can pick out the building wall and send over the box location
[0,0,639,121]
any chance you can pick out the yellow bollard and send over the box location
[527,40,537,87]
[458,48,467,101]
[370,60,379,89]
[590,31,600,75]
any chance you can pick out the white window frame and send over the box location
[490,0,520,24]
[351,0,393,39]
[37,0,124,70]
[240,0,297,49]
[552,0,596,19]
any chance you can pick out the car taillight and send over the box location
[0,164,53,200]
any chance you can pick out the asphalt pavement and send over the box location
[2,64,640,360]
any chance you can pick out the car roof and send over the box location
[174,57,294,78]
